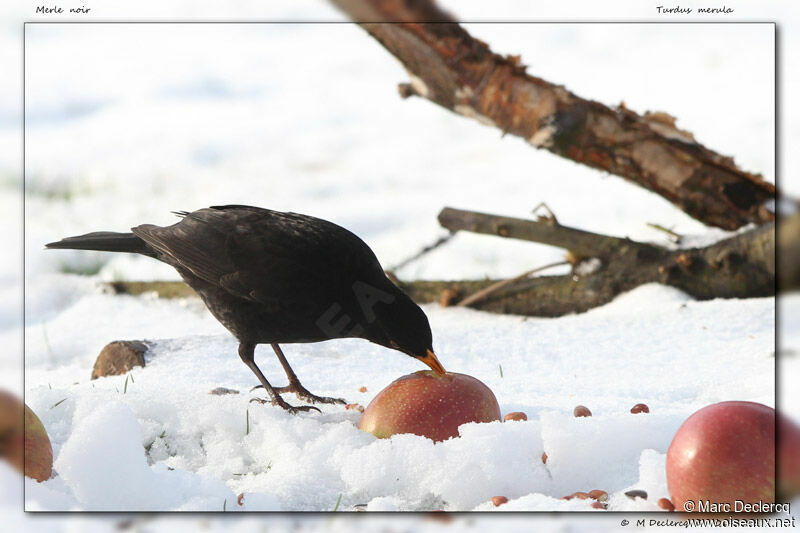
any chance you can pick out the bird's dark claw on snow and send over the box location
[249,396,321,414]
[250,383,346,405]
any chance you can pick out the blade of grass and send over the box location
[333,493,342,512]
[51,398,68,409]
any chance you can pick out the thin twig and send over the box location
[388,233,454,272]
[531,202,559,226]
[457,261,569,307]
[646,222,682,244]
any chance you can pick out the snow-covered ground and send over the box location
[22,283,775,511]
[0,0,795,527]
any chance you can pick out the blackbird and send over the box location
[46,205,446,413]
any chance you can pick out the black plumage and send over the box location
[46,205,446,413]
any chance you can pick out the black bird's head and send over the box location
[363,281,446,376]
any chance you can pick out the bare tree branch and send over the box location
[438,207,659,261]
[330,0,776,230]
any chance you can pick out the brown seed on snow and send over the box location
[491,496,509,507]
[237,493,245,506]
[591,501,607,510]
[588,489,608,501]
[573,405,592,417]
[631,403,650,414]
[504,411,527,422]
[358,386,367,393]
[657,498,675,511]
[571,492,590,500]
[345,403,365,413]
[541,452,548,464]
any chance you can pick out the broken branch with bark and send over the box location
[330,0,775,230]
[434,206,774,315]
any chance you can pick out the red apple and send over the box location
[778,413,800,501]
[358,371,501,442]
[666,401,774,511]
[0,391,53,482]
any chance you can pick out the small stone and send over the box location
[625,489,648,500]
[90,341,147,380]
[657,498,675,511]
[504,411,527,422]
[588,490,608,501]
[491,496,508,507]
[573,405,592,417]
[209,387,240,395]
[630,403,650,414]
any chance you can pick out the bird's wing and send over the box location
[132,206,385,306]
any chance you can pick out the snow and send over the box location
[0,0,795,529]
[52,401,239,511]
[19,283,776,512]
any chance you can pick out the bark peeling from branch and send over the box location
[331,0,776,230]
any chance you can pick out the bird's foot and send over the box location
[250,383,346,405]
[249,396,321,414]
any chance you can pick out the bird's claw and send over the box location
[300,394,346,405]
[250,384,346,405]
[248,396,321,414]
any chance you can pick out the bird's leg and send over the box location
[269,344,346,405]
[238,342,320,414]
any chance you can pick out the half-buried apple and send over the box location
[358,371,501,442]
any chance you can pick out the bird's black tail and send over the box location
[45,231,156,257]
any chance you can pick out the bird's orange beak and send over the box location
[420,349,447,376]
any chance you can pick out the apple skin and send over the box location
[666,401,774,511]
[0,391,53,482]
[358,371,501,442]
[778,413,800,501]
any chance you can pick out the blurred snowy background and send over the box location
[0,0,796,529]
